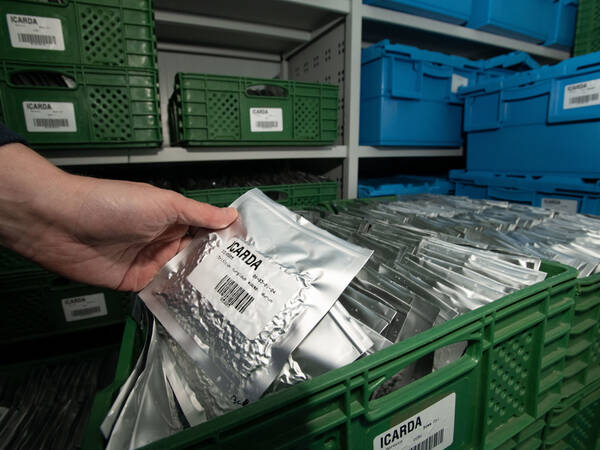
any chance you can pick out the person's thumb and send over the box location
[172,193,238,229]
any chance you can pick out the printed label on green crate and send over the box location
[61,293,108,322]
[541,198,578,213]
[563,78,600,109]
[250,108,283,132]
[6,14,65,51]
[373,393,455,450]
[451,74,469,94]
[187,237,303,340]
[23,101,76,132]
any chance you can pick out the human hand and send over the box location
[0,144,237,291]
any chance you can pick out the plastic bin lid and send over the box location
[361,40,541,74]
[481,51,540,71]
[459,51,600,95]
[361,40,482,70]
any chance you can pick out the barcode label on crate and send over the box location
[187,237,303,339]
[563,78,600,110]
[62,293,108,322]
[451,74,469,94]
[373,393,455,450]
[250,108,283,132]
[7,14,65,51]
[23,102,76,132]
[541,197,578,213]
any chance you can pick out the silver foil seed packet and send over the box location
[139,189,372,413]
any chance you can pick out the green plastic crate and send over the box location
[543,379,600,449]
[0,272,132,343]
[170,73,339,146]
[495,418,546,450]
[560,273,600,400]
[83,316,142,450]
[87,261,579,450]
[574,0,600,55]
[0,320,130,449]
[0,61,161,149]
[0,0,156,70]
[183,182,339,209]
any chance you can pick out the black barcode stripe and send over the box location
[215,275,255,314]
[72,306,101,317]
[17,33,56,46]
[256,121,278,128]
[409,429,444,450]
[569,93,599,104]
[33,118,69,128]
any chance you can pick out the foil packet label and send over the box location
[187,237,303,340]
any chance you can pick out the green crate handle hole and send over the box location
[10,70,76,89]
[246,84,288,97]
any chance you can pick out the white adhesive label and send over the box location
[249,108,283,132]
[373,393,455,450]
[62,293,108,322]
[563,79,600,109]
[23,101,76,132]
[451,74,469,94]
[7,14,65,51]
[187,238,303,339]
[541,198,578,214]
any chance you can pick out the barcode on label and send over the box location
[409,429,444,450]
[17,33,56,46]
[72,306,102,317]
[256,121,278,129]
[569,93,599,105]
[215,275,255,314]
[33,118,69,129]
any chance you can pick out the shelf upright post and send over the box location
[343,0,362,199]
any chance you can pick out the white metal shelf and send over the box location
[129,146,348,163]
[361,4,570,61]
[154,0,349,55]
[358,147,463,158]
[42,146,348,166]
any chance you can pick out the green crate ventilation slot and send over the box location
[294,97,319,139]
[79,6,125,67]
[1,289,48,340]
[488,332,533,431]
[208,92,240,140]
[89,87,132,141]
[567,395,600,449]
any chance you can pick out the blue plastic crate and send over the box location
[468,0,578,49]
[358,175,455,198]
[462,51,600,176]
[360,41,539,147]
[450,169,600,214]
[363,0,472,24]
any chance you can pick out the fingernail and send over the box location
[225,207,238,218]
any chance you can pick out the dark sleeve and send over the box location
[0,122,27,146]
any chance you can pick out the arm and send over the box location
[0,143,237,291]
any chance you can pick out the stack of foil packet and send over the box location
[101,191,553,448]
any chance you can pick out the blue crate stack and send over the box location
[451,51,600,215]
[361,1,599,214]
[359,41,539,147]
